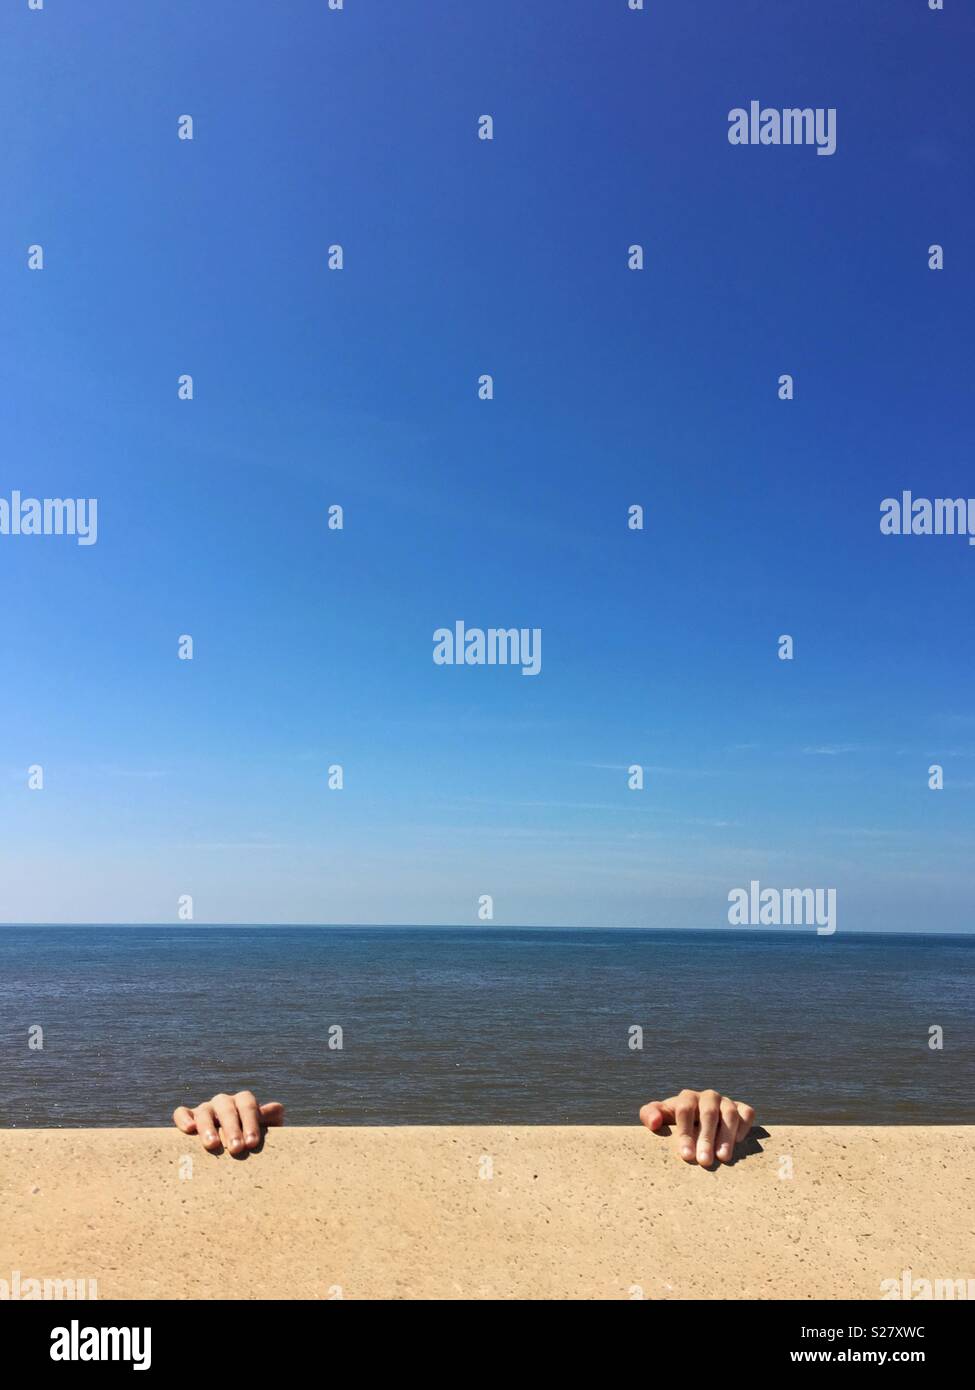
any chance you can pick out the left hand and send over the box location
[639,1088,755,1165]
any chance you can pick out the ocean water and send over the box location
[0,926,972,1127]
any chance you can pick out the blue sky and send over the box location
[1,0,972,928]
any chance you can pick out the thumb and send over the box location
[639,1101,674,1131]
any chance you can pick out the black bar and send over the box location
[4,1298,966,1373]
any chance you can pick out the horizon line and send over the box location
[1,922,972,938]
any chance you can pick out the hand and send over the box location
[639,1088,755,1165]
[172,1089,285,1154]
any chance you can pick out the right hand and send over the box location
[172,1089,285,1153]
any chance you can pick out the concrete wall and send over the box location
[1,1126,972,1300]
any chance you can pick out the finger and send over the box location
[735,1101,755,1139]
[193,1102,221,1152]
[639,1097,677,1132]
[235,1090,262,1149]
[259,1101,285,1127]
[210,1093,245,1154]
[172,1106,197,1134]
[715,1098,740,1163]
[696,1089,721,1166]
[673,1090,699,1163]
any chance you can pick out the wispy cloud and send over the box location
[576,762,717,777]
[98,766,171,779]
[174,842,288,851]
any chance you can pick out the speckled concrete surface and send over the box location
[1,1126,971,1300]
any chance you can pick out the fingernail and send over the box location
[718,1144,730,1160]
[699,1147,712,1163]
[229,1137,242,1149]
[681,1144,694,1159]
[246,1132,258,1144]
[205,1131,216,1143]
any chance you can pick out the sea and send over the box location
[0,926,971,1127]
